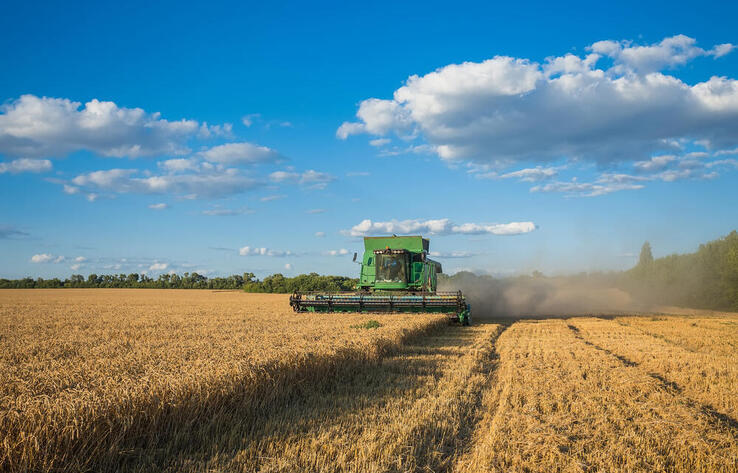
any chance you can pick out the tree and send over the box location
[639,241,654,267]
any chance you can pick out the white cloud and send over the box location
[336,122,366,139]
[0,158,52,174]
[284,263,293,270]
[260,194,286,202]
[314,231,326,237]
[633,155,677,172]
[477,166,560,182]
[238,246,292,257]
[306,208,326,214]
[337,35,738,168]
[269,169,336,189]
[30,253,54,263]
[197,122,233,139]
[324,248,350,256]
[74,256,87,262]
[337,97,417,139]
[70,263,82,271]
[531,179,646,197]
[346,171,371,177]
[241,113,260,127]
[369,138,391,147]
[158,158,199,173]
[298,170,336,189]
[149,262,168,271]
[589,35,734,73]
[269,170,300,182]
[30,253,66,263]
[429,251,477,258]
[198,142,282,165]
[148,203,168,210]
[201,207,254,216]
[70,167,261,198]
[0,95,227,159]
[344,218,536,237]
[63,184,80,195]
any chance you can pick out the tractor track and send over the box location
[566,322,738,438]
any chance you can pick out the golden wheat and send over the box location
[0,289,445,472]
[2,290,737,472]
[618,314,738,355]
[570,317,738,420]
[160,324,504,473]
[454,318,738,473]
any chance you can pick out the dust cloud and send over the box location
[438,272,645,318]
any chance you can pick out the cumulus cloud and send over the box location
[314,231,326,237]
[148,203,168,210]
[0,158,52,174]
[158,158,199,173]
[284,263,293,270]
[30,253,53,263]
[0,95,227,159]
[30,253,65,263]
[149,262,168,271]
[69,167,261,198]
[324,248,350,256]
[198,142,283,165]
[337,35,738,169]
[238,246,292,257]
[70,263,82,271]
[344,218,536,237]
[269,169,336,189]
[589,34,734,73]
[74,256,87,262]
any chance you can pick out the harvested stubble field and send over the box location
[1,290,737,472]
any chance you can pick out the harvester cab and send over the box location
[289,235,471,325]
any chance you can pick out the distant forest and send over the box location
[2,231,737,310]
[0,271,358,293]
[619,230,738,310]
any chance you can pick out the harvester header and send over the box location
[289,235,471,325]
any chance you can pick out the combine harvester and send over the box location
[290,235,471,325]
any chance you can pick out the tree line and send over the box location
[0,272,358,292]
[620,231,738,310]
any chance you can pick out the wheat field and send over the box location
[1,290,737,472]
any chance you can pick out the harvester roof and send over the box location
[363,235,429,253]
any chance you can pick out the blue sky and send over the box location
[1,0,737,279]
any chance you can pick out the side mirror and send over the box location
[353,252,358,262]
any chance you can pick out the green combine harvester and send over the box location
[289,235,471,325]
